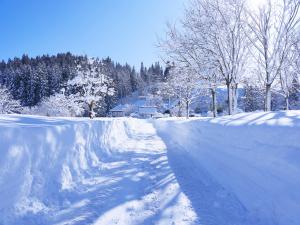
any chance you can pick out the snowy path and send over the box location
[50,120,197,225]
[165,143,251,225]
[0,116,197,225]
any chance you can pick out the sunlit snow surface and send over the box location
[154,111,300,225]
[0,111,300,225]
[0,116,196,225]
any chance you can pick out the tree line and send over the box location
[0,53,164,116]
[159,0,300,118]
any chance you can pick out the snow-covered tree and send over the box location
[159,0,249,115]
[159,26,223,117]
[0,53,140,112]
[0,86,22,114]
[199,61,223,117]
[246,0,300,111]
[282,35,300,109]
[166,64,203,119]
[278,59,299,110]
[66,58,115,118]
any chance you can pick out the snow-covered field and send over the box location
[0,111,300,225]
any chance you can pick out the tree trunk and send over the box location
[178,100,182,117]
[211,88,217,118]
[89,100,95,119]
[265,84,272,111]
[232,83,238,114]
[285,96,289,111]
[226,82,233,115]
[186,101,190,119]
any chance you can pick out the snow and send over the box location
[109,104,127,112]
[139,106,158,115]
[0,115,196,225]
[0,111,300,225]
[154,111,300,225]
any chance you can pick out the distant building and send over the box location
[109,105,126,117]
[138,106,158,118]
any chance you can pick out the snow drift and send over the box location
[154,111,300,225]
[0,116,113,224]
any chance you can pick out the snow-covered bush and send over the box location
[0,86,22,114]
[34,93,84,117]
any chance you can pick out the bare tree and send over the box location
[277,32,300,109]
[188,0,249,114]
[246,0,300,111]
[159,0,249,115]
[165,64,202,119]
[199,60,222,117]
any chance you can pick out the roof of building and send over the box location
[110,105,126,112]
[138,106,157,114]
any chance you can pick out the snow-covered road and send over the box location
[0,116,197,225]
[81,119,197,225]
[0,111,300,225]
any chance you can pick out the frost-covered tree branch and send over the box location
[246,0,300,111]
[159,0,249,115]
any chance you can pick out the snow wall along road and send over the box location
[0,116,121,224]
[154,111,300,225]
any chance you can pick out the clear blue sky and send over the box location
[0,0,186,68]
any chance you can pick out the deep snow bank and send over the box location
[154,111,300,225]
[0,115,197,225]
[0,115,126,224]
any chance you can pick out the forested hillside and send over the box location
[0,53,164,116]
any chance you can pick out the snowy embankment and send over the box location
[0,115,196,225]
[154,111,300,225]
